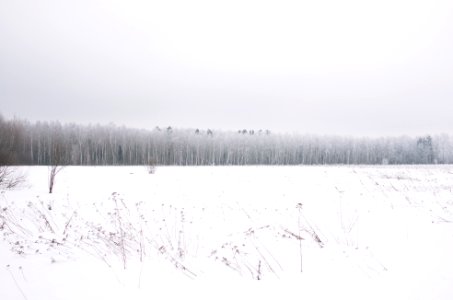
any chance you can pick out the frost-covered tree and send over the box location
[416,135,434,164]
[1,113,453,166]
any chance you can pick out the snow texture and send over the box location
[1,165,453,299]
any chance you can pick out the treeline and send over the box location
[1,115,452,166]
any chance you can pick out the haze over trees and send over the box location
[1,114,452,166]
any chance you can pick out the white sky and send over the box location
[1,0,452,136]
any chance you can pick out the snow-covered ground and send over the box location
[1,165,453,299]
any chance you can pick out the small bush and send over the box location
[146,160,156,174]
[0,166,25,189]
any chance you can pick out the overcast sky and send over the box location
[1,0,452,136]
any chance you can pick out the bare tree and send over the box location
[2,113,453,166]
[48,137,64,194]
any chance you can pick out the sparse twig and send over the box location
[63,211,76,236]
[6,265,28,300]
[296,203,303,273]
[256,260,262,280]
[112,193,127,269]
[0,166,25,190]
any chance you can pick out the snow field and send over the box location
[1,165,453,299]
